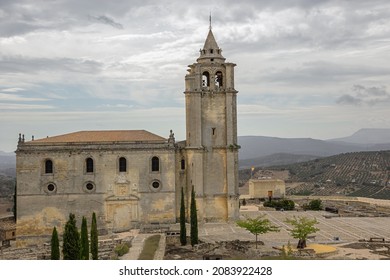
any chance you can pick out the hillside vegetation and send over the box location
[0,175,14,197]
[241,151,390,200]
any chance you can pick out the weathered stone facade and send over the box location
[184,29,239,222]
[248,179,286,199]
[15,28,239,242]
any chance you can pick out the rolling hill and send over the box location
[248,151,390,200]
[238,128,390,168]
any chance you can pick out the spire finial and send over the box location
[209,12,212,30]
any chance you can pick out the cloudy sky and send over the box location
[1,0,390,152]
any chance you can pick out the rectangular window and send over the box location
[119,157,127,172]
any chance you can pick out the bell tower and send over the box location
[184,25,239,222]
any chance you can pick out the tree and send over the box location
[62,213,80,260]
[236,215,280,248]
[308,199,323,211]
[285,216,319,249]
[80,216,89,260]
[180,187,187,246]
[50,226,60,260]
[190,186,198,246]
[90,212,99,260]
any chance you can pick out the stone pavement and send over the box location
[120,210,390,259]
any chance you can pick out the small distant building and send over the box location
[0,216,16,248]
[248,179,285,199]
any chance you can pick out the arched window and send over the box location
[151,156,159,172]
[86,157,94,173]
[181,158,185,170]
[215,71,223,87]
[202,71,210,87]
[45,159,53,174]
[119,157,127,172]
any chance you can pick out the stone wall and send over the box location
[0,235,132,260]
[249,179,286,199]
[16,142,177,241]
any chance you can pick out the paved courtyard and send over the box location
[190,210,390,247]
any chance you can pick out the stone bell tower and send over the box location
[184,25,239,222]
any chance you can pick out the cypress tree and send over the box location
[62,213,80,260]
[90,212,98,260]
[50,226,60,260]
[180,187,187,246]
[80,216,89,260]
[190,185,198,246]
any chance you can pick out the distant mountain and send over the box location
[329,128,390,144]
[271,151,390,200]
[238,129,390,165]
[239,153,319,169]
[0,151,15,177]
[238,136,365,160]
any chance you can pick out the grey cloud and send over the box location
[260,61,390,85]
[352,85,388,97]
[88,15,123,29]
[336,94,362,105]
[337,85,390,106]
[0,56,103,74]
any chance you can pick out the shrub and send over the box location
[308,199,323,210]
[263,199,295,210]
[114,243,129,257]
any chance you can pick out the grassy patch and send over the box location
[138,235,161,260]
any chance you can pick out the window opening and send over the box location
[181,159,185,170]
[202,71,210,87]
[152,181,160,189]
[151,156,160,172]
[119,157,127,172]
[86,158,94,173]
[47,184,55,192]
[215,71,223,87]
[212,128,216,136]
[45,160,53,174]
[86,183,94,191]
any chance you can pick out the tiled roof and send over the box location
[26,130,166,144]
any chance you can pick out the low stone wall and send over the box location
[0,235,133,260]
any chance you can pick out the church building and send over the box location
[15,27,239,241]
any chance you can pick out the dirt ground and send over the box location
[164,240,281,260]
[165,208,390,260]
[164,239,390,260]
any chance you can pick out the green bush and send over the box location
[114,243,129,257]
[263,199,295,210]
[307,199,323,210]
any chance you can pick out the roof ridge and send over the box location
[25,130,167,144]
